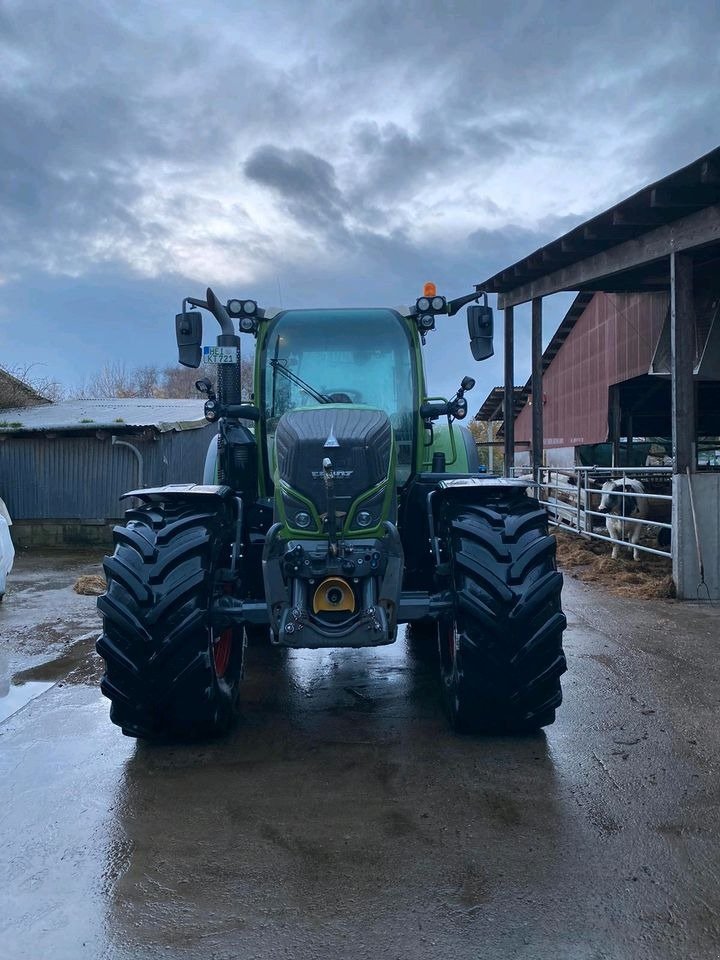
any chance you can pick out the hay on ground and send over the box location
[553,527,674,600]
[74,574,106,596]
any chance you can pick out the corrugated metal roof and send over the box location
[0,399,208,434]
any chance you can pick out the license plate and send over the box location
[203,346,238,364]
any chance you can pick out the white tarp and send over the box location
[0,498,14,598]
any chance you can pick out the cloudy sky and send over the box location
[0,0,718,403]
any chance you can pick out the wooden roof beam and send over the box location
[583,224,637,241]
[651,185,720,208]
[496,204,720,309]
[613,207,668,227]
[700,159,720,185]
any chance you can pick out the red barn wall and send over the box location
[515,292,668,448]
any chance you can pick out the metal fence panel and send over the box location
[516,466,673,559]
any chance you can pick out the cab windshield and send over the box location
[261,308,417,482]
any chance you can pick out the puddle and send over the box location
[12,632,103,686]
[0,632,103,726]
[0,680,56,724]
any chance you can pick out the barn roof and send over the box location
[474,386,527,422]
[0,398,208,434]
[476,146,720,307]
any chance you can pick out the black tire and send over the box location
[97,499,244,740]
[439,493,567,733]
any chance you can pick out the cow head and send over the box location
[598,480,623,515]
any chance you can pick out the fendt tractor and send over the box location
[97,284,567,739]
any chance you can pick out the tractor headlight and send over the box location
[349,486,388,532]
[419,314,434,329]
[280,486,319,533]
[417,297,431,312]
[431,296,446,311]
[243,300,257,315]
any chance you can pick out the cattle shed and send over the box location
[475,146,720,600]
[0,399,215,547]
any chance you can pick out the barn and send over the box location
[474,146,720,599]
[479,288,720,469]
[0,399,216,547]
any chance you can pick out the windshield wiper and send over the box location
[269,359,332,404]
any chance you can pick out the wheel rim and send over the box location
[212,628,233,678]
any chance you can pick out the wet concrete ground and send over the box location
[1,551,719,960]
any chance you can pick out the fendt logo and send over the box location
[311,469,354,479]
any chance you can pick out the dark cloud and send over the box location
[244,145,347,230]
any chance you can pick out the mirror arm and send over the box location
[447,290,484,317]
[184,296,209,311]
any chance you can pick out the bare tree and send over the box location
[134,365,161,398]
[0,364,63,408]
[157,358,254,399]
[74,354,255,401]
[157,365,212,399]
[76,362,139,399]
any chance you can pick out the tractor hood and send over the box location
[274,406,393,511]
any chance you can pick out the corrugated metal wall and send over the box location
[515,292,669,448]
[0,425,216,520]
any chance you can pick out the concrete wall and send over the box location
[10,520,114,549]
[673,473,720,600]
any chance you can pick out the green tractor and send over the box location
[97,284,566,739]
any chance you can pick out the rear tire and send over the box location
[97,499,244,740]
[439,493,567,733]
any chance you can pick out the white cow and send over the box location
[598,479,649,560]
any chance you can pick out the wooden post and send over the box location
[503,306,514,476]
[531,297,543,481]
[610,387,621,467]
[671,252,696,474]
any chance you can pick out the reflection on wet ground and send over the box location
[105,630,570,960]
[1,554,720,959]
[0,631,101,724]
[0,678,55,723]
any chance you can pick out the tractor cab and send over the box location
[258,307,418,487]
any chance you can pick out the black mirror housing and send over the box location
[467,304,494,361]
[176,311,203,368]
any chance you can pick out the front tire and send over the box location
[439,494,567,733]
[97,499,244,740]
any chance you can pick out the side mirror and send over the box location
[467,304,494,361]
[176,311,203,368]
